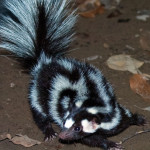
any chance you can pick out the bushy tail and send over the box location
[0,0,76,65]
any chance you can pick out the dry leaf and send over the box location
[79,5,104,18]
[10,134,41,147]
[0,133,41,147]
[140,106,150,111]
[107,54,144,74]
[78,0,101,11]
[79,9,96,18]
[143,106,150,111]
[130,74,150,102]
[78,0,104,18]
[0,133,11,141]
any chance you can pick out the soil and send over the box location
[0,0,150,150]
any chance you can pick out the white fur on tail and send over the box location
[0,0,76,58]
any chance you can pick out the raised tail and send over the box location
[0,0,76,67]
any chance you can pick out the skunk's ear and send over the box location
[81,119,100,133]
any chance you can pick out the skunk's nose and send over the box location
[58,132,65,139]
[59,130,72,140]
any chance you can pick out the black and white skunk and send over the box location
[0,0,146,149]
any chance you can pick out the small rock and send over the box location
[10,82,15,88]
[139,28,143,32]
[125,45,135,51]
[136,14,150,21]
[86,55,99,61]
[137,10,150,15]
[103,43,110,49]
[135,34,140,38]
[7,98,11,101]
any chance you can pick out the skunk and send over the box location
[0,0,146,149]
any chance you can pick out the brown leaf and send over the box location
[130,74,150,102]
[79,9,96,18]
[78,0,104,18]
[0,133,11,141]
[78,0,101,11]
[106,54,144,74]
[79,5,104,18]
[10,134,41,147]
[0,133,41,147]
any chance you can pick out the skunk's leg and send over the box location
[81,134,123,150]
[31,109,57,141]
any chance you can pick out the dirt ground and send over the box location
[0,0,150,150]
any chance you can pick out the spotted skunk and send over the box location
[0,0,146,149]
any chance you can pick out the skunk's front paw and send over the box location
[108,142,124,150]
[44,127,57,142]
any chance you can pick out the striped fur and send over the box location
[0,0,76,59]
[0,0,146,149]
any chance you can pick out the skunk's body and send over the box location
[0,0,145,149]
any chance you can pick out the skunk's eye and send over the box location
[74,126,81,132]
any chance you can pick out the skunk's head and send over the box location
[59,109,102,140]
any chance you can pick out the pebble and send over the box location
[10,82,15,88]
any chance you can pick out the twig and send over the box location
[120,129,150,144]
[0,55,12,60]
[0,54,21,64]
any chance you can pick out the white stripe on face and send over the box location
[87,107,98,114]
[75,100,84,108]
[81,119,98,133]
[64,118,75,128]
[83,104,122,132]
